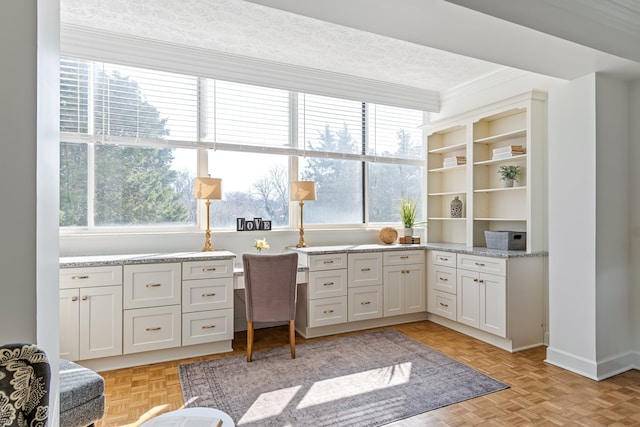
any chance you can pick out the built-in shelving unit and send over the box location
[423,91,547,252]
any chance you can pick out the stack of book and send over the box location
[443,156,466,168]
[399,236,421,244]
[492,145,525,160]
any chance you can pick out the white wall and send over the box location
[546,74,599,377]
[0,1,60,425]
[594,75,632,377]
[630,79,640,356]
[546,73,635,380]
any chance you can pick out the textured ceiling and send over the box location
[60,0,506,92]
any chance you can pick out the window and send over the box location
[59,57,425,231]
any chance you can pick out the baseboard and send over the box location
[546,347,640,381]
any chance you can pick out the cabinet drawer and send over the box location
[431,250,456,268]
[308,270,347,299]
[182,259,233,280]
[428,289,457,321]
[348,252,383,287]
[124,263,181,309]
[123,305,181,354]
[348,285,382,322]
[60,265,122,289]
[307,253,348,271]
[308,296,347,327]
[182,278,233,313]
[182,308,233,346]
[383,250,425,266]
[457,254,506,276]
[430,265,456,294]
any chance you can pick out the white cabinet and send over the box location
[424,91,547,252]
[296,253,348,329]
[59,266,123,361]
[123,263,182,354]
[383,250,425,317]
[426,249,545,352]
[457,267,506,337]
[181,259,233,346]
[347,252,383,321]
[427,251,457,321]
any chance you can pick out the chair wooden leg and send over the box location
[289,320,296,359]
[247,321,254,362]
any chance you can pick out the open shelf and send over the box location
[474,129,526,144]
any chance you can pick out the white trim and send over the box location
[61,133,425,166]
[61,24,440,112]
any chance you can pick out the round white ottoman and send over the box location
[141,407,235,427]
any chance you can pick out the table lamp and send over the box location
[291,181,316,248]
[193,177,222,251]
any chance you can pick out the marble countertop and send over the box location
[59,243,547,268]
[288,243,546,258]
[59,250,236,268]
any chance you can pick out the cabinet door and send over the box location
[383,266,403,317]
[123,305,181,354]
[479,273,506,337]
[348,252,382,287]
[59,289,80,361]
[124,263,181,309]
[456,270,480,328]
[403,264,426,314]
[348,285,382,322]
[182,278,233,313]
[79,285,123,360]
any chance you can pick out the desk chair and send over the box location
[242,252,298,362]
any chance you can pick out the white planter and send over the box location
[403,227,414,237]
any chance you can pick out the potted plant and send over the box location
[498,165,521,187]
[400,197,418,237]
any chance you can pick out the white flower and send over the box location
[254,238,270,252]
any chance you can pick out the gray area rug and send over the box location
[179,330,508,426]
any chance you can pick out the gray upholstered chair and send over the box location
[0,343,51,427]
[242,252,298,362]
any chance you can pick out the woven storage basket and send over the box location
[379,227,398,244]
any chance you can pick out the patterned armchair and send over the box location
[0,343,50,427]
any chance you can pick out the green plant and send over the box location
[498,165,521,182]
[400,197,418,228]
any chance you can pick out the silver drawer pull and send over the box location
[146,283,161,288]
[439,277,448,281]
[361,268,371,272]
[323,260,334,264]
[323,282,334,287]
[361,301,371,305]
[202,267,217,272]
[71,296,78,302]
[400,256,409,259]
[475,262,485,267]
[202,325,216,329]
[439,302,449,308]
[202,293,216,297]
[146,327,161,331]
[323,309,334,314]
[438,257,448,262]
[81,296,88,301]
[71,275,89,280]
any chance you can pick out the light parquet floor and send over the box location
[96,321,640,426]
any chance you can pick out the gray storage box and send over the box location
[484,231,526,250]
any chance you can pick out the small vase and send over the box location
[404,227,413,237]
[450,196,463,218]
[502,179,514,188]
